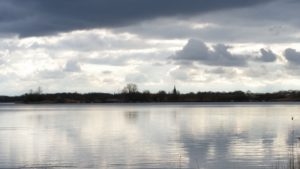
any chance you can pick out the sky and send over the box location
[1,0,300,95]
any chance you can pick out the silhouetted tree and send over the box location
[156,90,166,102]
[141,90,151,102]
[122,83,138,94]
[3,85,300,103]
[122,83,139,102]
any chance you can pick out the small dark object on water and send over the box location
[292,117,294,120]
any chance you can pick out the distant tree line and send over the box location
[1,84,300,103]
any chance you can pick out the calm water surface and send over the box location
[0,103,300,169]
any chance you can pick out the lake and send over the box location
[0,103,299,169]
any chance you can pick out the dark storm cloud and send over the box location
[112,0,300,43]
[0,0,273,37]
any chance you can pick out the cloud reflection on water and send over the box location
[0,104,299,169]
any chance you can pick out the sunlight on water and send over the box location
[0,103,300,169]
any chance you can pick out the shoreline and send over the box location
[1,101,300,106]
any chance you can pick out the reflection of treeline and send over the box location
[1,84,300,103]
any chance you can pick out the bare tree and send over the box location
[122,83,138,94]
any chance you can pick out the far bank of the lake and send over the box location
[1,90,300,104]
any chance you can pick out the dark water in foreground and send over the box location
[0,103,300,169]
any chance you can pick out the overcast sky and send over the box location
[1,0,300,95]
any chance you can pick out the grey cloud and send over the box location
[64,60,81,72]
[0,56,4,65]
[173,39,210,60]
[38,70,66,79]
[1,0,273,37]
[213,44,248,66]
[172,39,247,67]
[284,48,300,65]
[102,78,116,83]
[245,66,268,78]
[205,67,239,79]
[197,1,300,43]
[125,73,148,83]
[82,50,171,66]
[117,18,300,43]
[113,18,215,39]
[0,1,28,22]
[256,49,277,62]
[84,55,128,66]
[114,1,300,44]
[169,67,190,81]
[244,65,286,80]
[102,71,112,75]
[169,65,214,83]
[31,32,151,51]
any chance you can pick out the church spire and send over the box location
[173,85,177,95]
